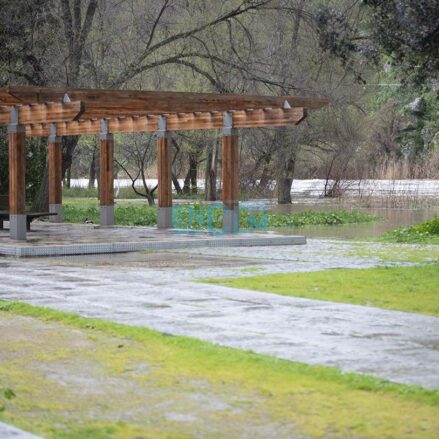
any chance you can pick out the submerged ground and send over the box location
[1,199,439,438]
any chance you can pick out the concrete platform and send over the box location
[0,222,305,257]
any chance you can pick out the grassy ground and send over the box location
[61,199,380,230]
[203,265,439,317]
[1,301,439,439]
[348,242,439,264]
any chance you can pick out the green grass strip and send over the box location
[203,265,439,317]
[0,299,438,407]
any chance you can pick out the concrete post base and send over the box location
[223,208,239,233]
[9,214,27,241]
[49,204,63,223]
[158,207,173,229]
[100,205,114,226]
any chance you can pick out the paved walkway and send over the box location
[1,239,438,390]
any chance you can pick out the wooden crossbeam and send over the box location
[0,86,328,114]
[25,108,306,137]
[0,102,84,126]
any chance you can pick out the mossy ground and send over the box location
[203,265,439,317]
[1,301,439,438]
[348,241,439,264]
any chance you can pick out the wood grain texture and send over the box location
[0,101,84,125]
[222,135,240,210]
[99,138,114,206]
[48,142,62,205]
[25,108,306,137]
[157,137,172,208]
[8,131,26,214]
[0,86,328,113]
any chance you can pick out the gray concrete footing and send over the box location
[49,204,63,223]
[9,214,27,241]
[0,233,306,257]
[223,209,239,233]
[158,207,173,229]
[100,205,114,226]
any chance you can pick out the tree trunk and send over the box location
[276,127,297,205]
[277,176,293,204]
[277,156,295,204]
[172,173,183,195]
[146,193,155,206]
[65,166,71,189]
[189,155,198,194]
[62,137,79,179]
[258,157,272,192]
[205,140,219,201]
[182,169,191,195]
[88,149,97,189]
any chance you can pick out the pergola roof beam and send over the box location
[25,107,306,137]
[0,101,85,126]
[0,86,328,114]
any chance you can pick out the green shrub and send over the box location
[267,210,379,227]
[384,218,439,243]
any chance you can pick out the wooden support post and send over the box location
[8,107,26,240]
[222,112,239,233]
[48,124,63,222]
[99,120,114,226]
[157,116,173,229]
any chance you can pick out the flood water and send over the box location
[70,178,439,240]
[241,197,439,239]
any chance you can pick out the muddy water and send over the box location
[241,198,439,239]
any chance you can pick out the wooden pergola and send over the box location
[0,85,328,240]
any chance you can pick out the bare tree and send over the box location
[115,133,158,206]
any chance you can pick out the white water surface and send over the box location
[70,178,439,197]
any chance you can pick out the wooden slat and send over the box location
[25,108,306,137]
[99,137,114,206]
[0,86,329,113]
[48,141,62,205]
[0,101,84,126]
[8,131,26,215]
[222,135,239,211]
[157,137,172,208]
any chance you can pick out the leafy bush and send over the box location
[267,210,379,227]
[384,218,439,243]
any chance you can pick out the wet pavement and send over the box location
[1,238,439,390]
[0,423,41,439]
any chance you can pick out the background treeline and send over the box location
[0,0,438,207]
